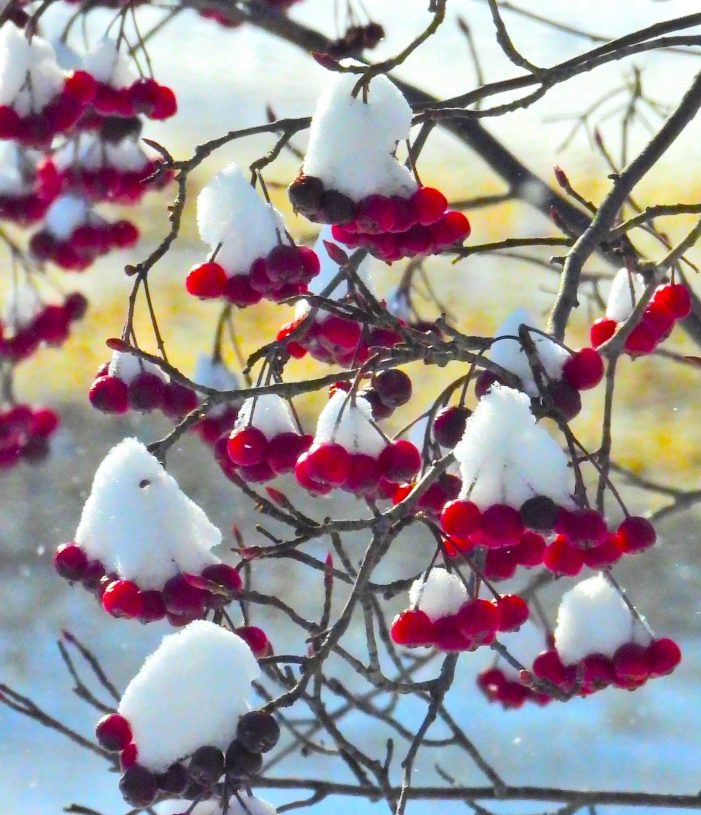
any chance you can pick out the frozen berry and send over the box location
[474,504,523,548]
[519,495,559,531]
[127,372,165,412]
[89,376,128,414]
[119,765,158,808]
[301,442,351,487]
[157,763,188,794]
[612,642,650,683]
[95,713,132,751]
[433,406,469,448]
[236,625,270,657]
[390,608,433,646]
[457,599,500,643]
[162,574,207,618]
[188,745,224,786]
[138,590,167,623]
[102,580,143,619]
[54,543,87,581]
[237,710,281,753]
[440,499,480,539]
[546,379,581,421]
[225,741,263,778]
[186,261,227,299]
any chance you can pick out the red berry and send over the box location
[615,516,656,553]
[293,454,332,495]
[53,543,87,580]
[543,535,584,576]
[612,642,650,684]
[642,304,675,338]
[266,432,309,474]
[556,508,607,547]
[410,186,447,226]
[0,105,19,139]
[201,563,242,593]
[225,274,263,306]
[378,440,421,482]
[162,382,199,418]
[496,595,529,632]
[95,713,132,751]
[473,504,524,549]
[151,85,177,120]
[532,649,569,687]
[355,194,397,233]
[390,608,433,646]
[127,372,166,412]
[581,653,614,691]
[483,547,518,580]
[162,573,207,618]
[186,261,227,299]
[432,210,470,246]
[431,614,473,651]
[651,283,691,319]
[582,535,622,568]
[302,442,351,487]
[440,499,480,539]
[344,453,381,495]
[624,318,659,356]
[64,70,97,103]
[320,315,361,350]
[89,375,129,414]
[589,317,617,348]
[265,245,305,284]
[646,638,681,676]
[138,590,167,623]
[562,348,604,391]
[102,580,143,619]
[111,220,139,248]
[235,625,270,657]
[433,406,469,447]
[120,743,138,770]
[457,599,500,645]
[227,426,268,467]
[128,78,161,113]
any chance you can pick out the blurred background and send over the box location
[2,1,701,813]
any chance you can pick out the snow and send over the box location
[54,136,148,173]
[489,309,569,396]
[408,567,467,621]
[158,793,277,815]
[235,394,298,440]
[197,163,286,275]
[83,38,136,88]
[0,23,64,113]
[105,139,149,172]
[107,350,166,384]
[192,354,239,418]
[0,143,29,195]
[118,621,260,772]
[303,72,417,201]
[1,280,43,331]
[454,384,574,509]
[496,621,548,679]
[74,439,221,589]
[314,389,386,456]
[606,267,646,322]
[44,195,88,239]
[554,573,651,665]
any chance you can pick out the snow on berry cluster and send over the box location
[288,74,470,262]
[293,389,421,497]
[590,268,691,356]
[0,142,57,224]
[475,309,605,421]
[53,439,244,625]
[0,402,59,469]
[222,394,311,484]
[438,385,656,577]
[186,163,320,306]
[160,794,277,815]
[93,621,280,809]
[532,574,681,696]
[390,568,528,652]
[89,350,198,417]
[0,280,87,361]
[0,23,96,148]
[276,227,402,366]
[190,354,242,446]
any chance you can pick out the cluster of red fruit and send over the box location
[390,593,528,653]
[193,405,240,447]
[223,425,313,484]
[185,243,320,307]
[0,403,59,469]
[89,362,198,417]
[590,283,691,357]
[277,310,402,367]
[97,709,280,808]
[0,70,97,149]
[90,76,176,121]
[440,496,656,575]
[391,472,462,517]
[532,637,681,695]
[0,292,87,361]
[288,175,470,262]
[29,216,139,271]
[53,544,243,625]
[477,665,552,710]
[475,346,605,423]
[0,170,55,225]
[330,368,413,421]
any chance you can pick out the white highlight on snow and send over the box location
[303,72,417,200]
[314,389,385,456]
[409,568,467,621]
[197,163,286,276]
[606,267,646,323]
[489,309,569,396]
[119,621,260,772]
[554,573,651,665]
[107,350,166,384]
[496,621,548,679]
[44,195,88,239]
[454,384,574,509]
[83,37,136,89]
[158,793,277,815]
[0,23,65,114]
[235,394,297,440]
[74,439,221,588]
[192,354,239,418]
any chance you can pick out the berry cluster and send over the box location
[289,176,470,262]
[89,76,176,121]
[54,543,242,625]
[186,243,320,307]
[89,352,198,417]
[477,666,551,710]
[96,709,280,808]
[0,403,59,469]
[194,405,240,446]
[590,283,691,356]
[392,472,462,517]
[0,291,87,361]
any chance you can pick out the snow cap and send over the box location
[314,390,385,456]
[44,195,88,239]
[107,350,166,384]
[0,23,65,113]
[409,568,467,621]
[235,394,297,441]
[158,793,277,815]
[74,439,221,588]
[303,72,417,201]
[118,621,261,772]
[606,267,646,323]
[454,384,574,509]
[83,37,137,88]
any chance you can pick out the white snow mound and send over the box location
[158,793,277,815]
[119,621,261,772]
[235,394,297,440]
[554,573,651,665]
[303,72,417,201]
[409,568,467,621]
[83,37,136,88]
[454,384,573,509]
[107,350,166,384]
[0,23,65,113]
[606,267,646,323]
[74,438,221,588]
[44,195,88,239]
[314,389,385,456]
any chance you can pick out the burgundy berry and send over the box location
[162,574,207,618]
[201,563,242,594]
[615,516,656,553]
[127,373,166,412]
[119,765,158,808]
[378,440,421,482]
[188,745,225,786]
[433,405,469,447]
[53,543,87,581]
[138,590,167,623]
[562,348,604,391]
[237,710,281,753]
[371,369,412,408]
[162,382,199,418]
[546,380,582,421]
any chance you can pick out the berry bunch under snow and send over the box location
[288,73,470,262]
[590,268,691,356]
[53,438,243,624]
[0,402,58,469]
[186,163,320,306]
[0,142,58,224]
[92,621,279,808]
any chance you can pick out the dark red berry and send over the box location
[562,348,604,391]
[433,406,469,447]
[615,516,656,553]
[53,543,87,581]
[96,713,132,751]
[371,369,412,408]
[119,765,158,808]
